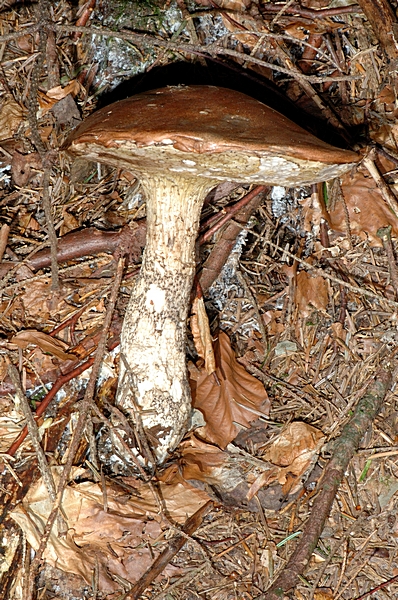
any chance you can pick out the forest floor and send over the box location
[2,1,398,599]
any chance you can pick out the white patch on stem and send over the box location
[145,284,166,313]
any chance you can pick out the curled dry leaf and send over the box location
[11,330,76,361]
[0,395,25,452]
[331,167,398,246]
[191,296,216,375]
[247,422,324,500]
[39,80,81,115]
[265,422,324,467]
[177,432,229,484]
[46,80,80,101]
[0,98,24,141]
[10,467,210,592]
[190,331,270,448]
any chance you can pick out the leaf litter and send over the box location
[2,0,398,599]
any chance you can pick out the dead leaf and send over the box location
[38,80,81,116]
[247,422,324,500]
[177,433,229,483]
[265,422,324,468]
[46,80,80,101]
[190,331,270,448]
[11,330,76,361]
[0,98,24,141]
[330,167,398,246]
[0,396,25,452]
[11,151,42,186]
[314,590,334,600]
[191,296,216,374]
[10,467,210,592]
[295,271,329,318]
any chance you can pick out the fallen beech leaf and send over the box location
[46,80,80,100]
[265,422,324,468]
[191,296,216,374]
[178,433,229,483]
[247,422,324,500]
[191,331,270,448]
[331,167,398,246]
[0,98,24,141]
[11,330,76,361]
[295,271,329,318]
[11,151,42,186]
[10,467,210,592]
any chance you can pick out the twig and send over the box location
[73,0,96,40]
[353,574,398,600]
[40,162,59,289]
[126,501,214,600]
[261,3,361,19]
[263,239,398,309]
[6,358,57,504]
[22,257,125,600]
[53,24,361,84]
[363,154,398,216]
[356,0,398,62]
[199,185,267,244]
[377,225,398,297]
[0,223,146,279]
[199,188,267,293]
[257,363,393,600]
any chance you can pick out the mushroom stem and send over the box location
[117,173,215,464]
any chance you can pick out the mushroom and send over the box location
[65,85,359,465]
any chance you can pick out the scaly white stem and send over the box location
[117,173,215,464]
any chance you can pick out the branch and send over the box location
[257,364,393,600]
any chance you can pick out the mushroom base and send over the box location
[117,174,215,465]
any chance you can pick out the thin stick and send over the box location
[6,358,57,504]
[126,501,213,600]
[24,257,125,600]
[53,24,361,84]
[263,239,398,309]
[257,364,393,600]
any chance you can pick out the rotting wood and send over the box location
[256,364,393,600]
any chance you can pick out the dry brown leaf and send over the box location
[265,422,324,467]
[177,433,229,483]
[295,271,329,318]
[314,590,334,600]
[331,167,398,246]
[46,80,80,100]
[38,81,81,116]
[0,98,24,141]
[247,422,324,499]
[11,330,76,361]
[191,296,216,374]
[190,331,270,448]
[10,467,210,592]
[0,395,24,453]
[11,151,42,186]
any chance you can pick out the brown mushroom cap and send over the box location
[66,85,359,187]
